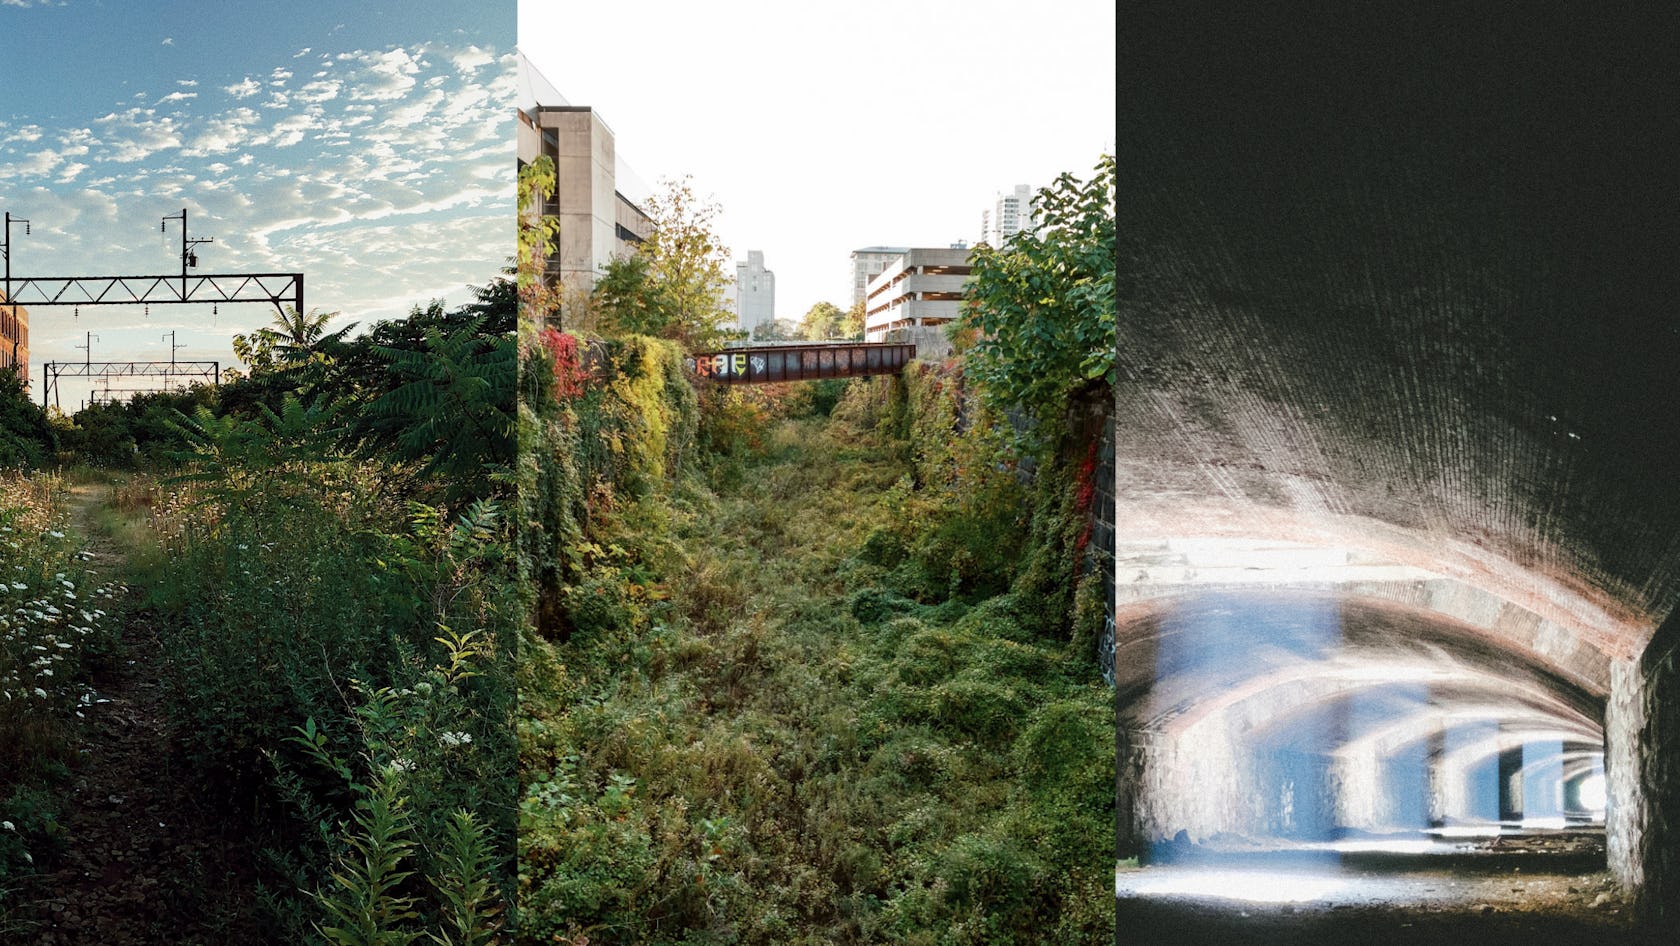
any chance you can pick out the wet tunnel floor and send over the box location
[1115,830,1662,945]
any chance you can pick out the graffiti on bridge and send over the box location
[684,343,915,384]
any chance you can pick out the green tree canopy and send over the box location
[591,177,733,349]
[592,254,668,337]
[843,299,866,338]
[956,154,1116,432]
[797,301,847,340]
[232,306,349,377]
[0,365,53,468]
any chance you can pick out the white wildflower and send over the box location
[439,731,472,747]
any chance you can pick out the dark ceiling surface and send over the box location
[1116,6,1680,634]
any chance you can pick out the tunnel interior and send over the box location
[1118,5,1680,935]
[1121,589,1606,852]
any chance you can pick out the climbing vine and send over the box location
[539,328,587,400]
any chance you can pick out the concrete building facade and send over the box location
[734,250,775,334]
[862,247,972,343]
[980,184,1037,247]
[849,246,910,308]
[516,54,653,319]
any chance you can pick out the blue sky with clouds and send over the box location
[1,0,513,409]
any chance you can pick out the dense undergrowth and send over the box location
[134,459,517,943]
[0,474,125,932]
[0,281,517,943]
[519,328,1114,944]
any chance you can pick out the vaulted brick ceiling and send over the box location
[1116,7,1680,682]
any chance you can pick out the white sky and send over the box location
[517,0,1116,321]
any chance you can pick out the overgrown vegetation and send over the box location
[520,365,1112,944]
[519,156,1116,943]
[0,279,516,942]
[0,475,124,921]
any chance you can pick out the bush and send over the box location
[148,463,515,939]
[848,587,916,625]
[0,368,52,469]
[0,474,125,904]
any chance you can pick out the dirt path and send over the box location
[22,481,267,946]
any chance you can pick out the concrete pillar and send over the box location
[1426,726,1448,824]
[1497,739,1524,821]
[1606,656,1646,892]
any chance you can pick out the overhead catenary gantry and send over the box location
[39,330,218,409]
[3,208,303,407]
[3,209,303,316]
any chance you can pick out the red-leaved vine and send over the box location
[542,328,586,399]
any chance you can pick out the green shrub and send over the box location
[928,679,1027,746]
[563,573,638,639]
[848,587,916,625]
[857,527,907,568]
[148,465,515,941]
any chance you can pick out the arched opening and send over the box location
[1112,518,1658,936]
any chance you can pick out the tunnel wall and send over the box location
[1606,658,1645,892]
[1631,610,1680,919]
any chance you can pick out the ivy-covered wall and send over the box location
[519,329,697,639]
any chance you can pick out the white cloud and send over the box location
[347,47,422,101]
[180,107,259,156]
[57,128,96,156]
[295,80,341,104]
[248,111,321,149]
[93,108,182,162]
[450,46,494,74]
[0,148,61,180]
[56,162,88,183]
[161,37,174,46]
[158,91,198,104]
[177,79,199,87]
[225,78,261,99]
[14,125,43,143]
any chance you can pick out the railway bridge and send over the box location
[685,342,914,384]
